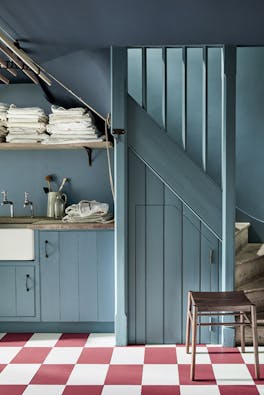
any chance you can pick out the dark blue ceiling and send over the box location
[0,0,264,118]
[1,0,264,62]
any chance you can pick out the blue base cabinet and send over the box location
[0,264,37,320]
[39,230,114,323]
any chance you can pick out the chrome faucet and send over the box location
[23,192,34,218]
[1,191,14,218]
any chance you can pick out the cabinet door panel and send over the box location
[40,232,60,321]
[79,232,98,321]
[16,266,35,316]
[60,232,79,321]
[0,267,16,316]
[97,231,114,321]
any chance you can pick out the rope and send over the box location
[105,113,115,200]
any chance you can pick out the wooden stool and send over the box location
[185,291,260,380]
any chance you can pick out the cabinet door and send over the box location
[0,265,35,317]
[40,231,115,322]
[39,232,60,321]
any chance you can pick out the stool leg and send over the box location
[190,305,198,381]
[251,305,260,379]
[186,291,191,354]
[240,312,245,353]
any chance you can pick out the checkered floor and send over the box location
[0,333,262,394]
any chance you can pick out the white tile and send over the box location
[180,385,220,395]
[238,346,264,353]
[43,347,82,364]
[0,364,40,384]
[67,364,109,385]
[212,363,254,385]
[23,385,65,395]
[24,333,62,347]
[85,333,115,347]
[257,385,264,395]
[0,347,22,363]
[176,346,210,364]
[102,385,141,395]
[110,347,144,364]
[142,364,179,385]
[240,350,264,364]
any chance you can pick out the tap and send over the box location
[23,192,34,218]
[1,191,14,218]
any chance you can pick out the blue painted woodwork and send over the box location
[39,230,114,323]
[111,47,128,345]
[127,95,222,239]
[0,265,36,318]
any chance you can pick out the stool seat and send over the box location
[186,290,260,381]
[191,291,254,312]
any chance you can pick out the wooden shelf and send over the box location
[0,141,112,150]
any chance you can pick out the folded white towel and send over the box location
[41,137,105,144]
[51,105,86,116]
[62,212,114,223]
[65,200,109,218]
[49,113,93,123]
[8,104,45,115]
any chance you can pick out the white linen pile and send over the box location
[6,105,48,143]
[0,103,9,142]
[43,105,104,144]
[62,200,113,223]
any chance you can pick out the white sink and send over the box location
[0,228,34,260]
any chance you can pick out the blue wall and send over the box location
[0,84,114,217]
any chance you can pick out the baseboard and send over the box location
[0,322,114,333]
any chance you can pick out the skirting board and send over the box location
[0,322,114,333]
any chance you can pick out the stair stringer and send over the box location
[127,95,222,240]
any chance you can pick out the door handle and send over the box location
[45,240,49,258]
[26,274,30,292]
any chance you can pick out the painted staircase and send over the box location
[235,223,264,344]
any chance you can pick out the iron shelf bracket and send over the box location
[84,147,93,166]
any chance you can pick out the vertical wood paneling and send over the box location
[97,231,115,321]
[40,232,60,321]
[16,266,35,317]
[167,48,183,145]
[0,267,16,316]
[146,48,163,128]
[202,46,208,171]
[128,149,146,343]
[164,187,183,343]
[135,205,146,343]
[146,169,164,343]
[182,47,187,150]
[127,48,143,106]
[60,232,79,321]
[182,214,201,341]
[186,47,203,167]
[78,232,98,321]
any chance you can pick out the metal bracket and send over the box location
[84,147,92,166]
[112,129,126,143]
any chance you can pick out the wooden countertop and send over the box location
[30,220,115,230]
[0,217,114,230]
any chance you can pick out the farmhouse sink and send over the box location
[0,227,35,260]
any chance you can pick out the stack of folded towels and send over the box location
[62,200,113,223]
[6,105,48,143]
[43,105,104,144]
[0,103,9,142]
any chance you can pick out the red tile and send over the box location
[208,347,244,364]
[77,347,113,364]
[11,347,51,364]
[178,364,216,385]
[0,386,26,395]
[105,365,143,385]
[142,386,180,395]
[247,364,264,383]
[63,386,103,395]
[30,364,74,384]
[0,365,6,374]
[219,385,259,395]
[0,333,33,347]
[144,347,177,364]
[55,333,89,347]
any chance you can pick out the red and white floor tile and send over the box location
[0,333,262,394]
